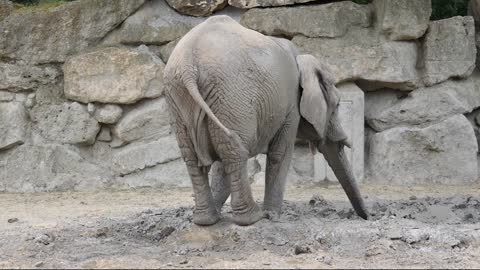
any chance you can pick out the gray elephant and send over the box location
[164,15,367,226]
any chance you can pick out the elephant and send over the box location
[163,15,368,226]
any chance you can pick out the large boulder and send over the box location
[63,46,165,104]
[240,2,371,38]
[373,0,431,40]
[422,16,476,86]
[229,0,317,9]
[165,0,227,17]
[113,135,181,176]
[113,97,171,145]
[0,0,13,21]
[0,0,146,64]
[293,28,418,90]
[0,63,59,92]
[31,102,100,145]
[0,144,111,192]
[103,0,243,46]
[366,115,478,185]
[366,75,480,132]
[0,102,27,150]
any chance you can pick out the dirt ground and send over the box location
[1,183,480,269]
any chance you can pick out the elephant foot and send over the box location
[263,209,281,222]
[232,204,263,226]
[193,208,221,226]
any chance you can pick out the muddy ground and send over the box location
[1,184,480,269]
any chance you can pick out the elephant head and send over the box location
[296,54,368,220]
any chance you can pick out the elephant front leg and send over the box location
[224,160,263,226]
[264,114,299,217]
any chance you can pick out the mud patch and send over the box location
[1,189,479,268]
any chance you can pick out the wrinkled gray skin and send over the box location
[164,15,367,226]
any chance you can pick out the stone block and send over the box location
[112,136,181,176]
[165,0,227,17]
[103,0,243,46]
[113,97,171,145]
[240,2,371,38]
[116,159,191,188]
[315,83,365,183]
[64,46,165,104]
[0,102,27,150]
[0,144,111,192]
[31,102,100,145]
[0,0,145,64]
[373,0,431,40]
[365,74,480,132]
[366,115,478,185]
[93,104,123,124]
[293,28,419,90]
[0,63,59,92]
[422,16,476,86]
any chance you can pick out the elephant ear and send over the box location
[297,54,340,142]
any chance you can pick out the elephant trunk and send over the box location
[320,142,368,220]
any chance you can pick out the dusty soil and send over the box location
[1,184,480,269]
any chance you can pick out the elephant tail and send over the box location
[182,73,232,137]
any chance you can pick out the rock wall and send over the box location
[0,0,479,192]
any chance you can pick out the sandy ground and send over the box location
[1,183,480,269]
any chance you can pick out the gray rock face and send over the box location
[0,144,111,192]
[366,75,480,132]
[422,16,476,86]
[0,0,13,21]
[240,2,371,38]
[103,0,243,46]
[113,98,171,145]
[293,28,419,90]
[366,115,478,185]
[0,91,14,102]
[0,63,59,92]
[229,0,316,9]
[373,0,431,40]
[64,46,165,104]
[103,0,203,46]
[0,102,27,150]
[154,39,180,63]
[97,126,113,142]
[31,102,100,145]
[116,158,190,188]
[113,136,181,176]
[0,0,145,64]
[93,104,123,124]
[165,0,227,17]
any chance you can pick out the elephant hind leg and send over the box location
[172,117,220,226]
[210,161,231,212]
[210,125,263,226]
[224,160,263,226]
